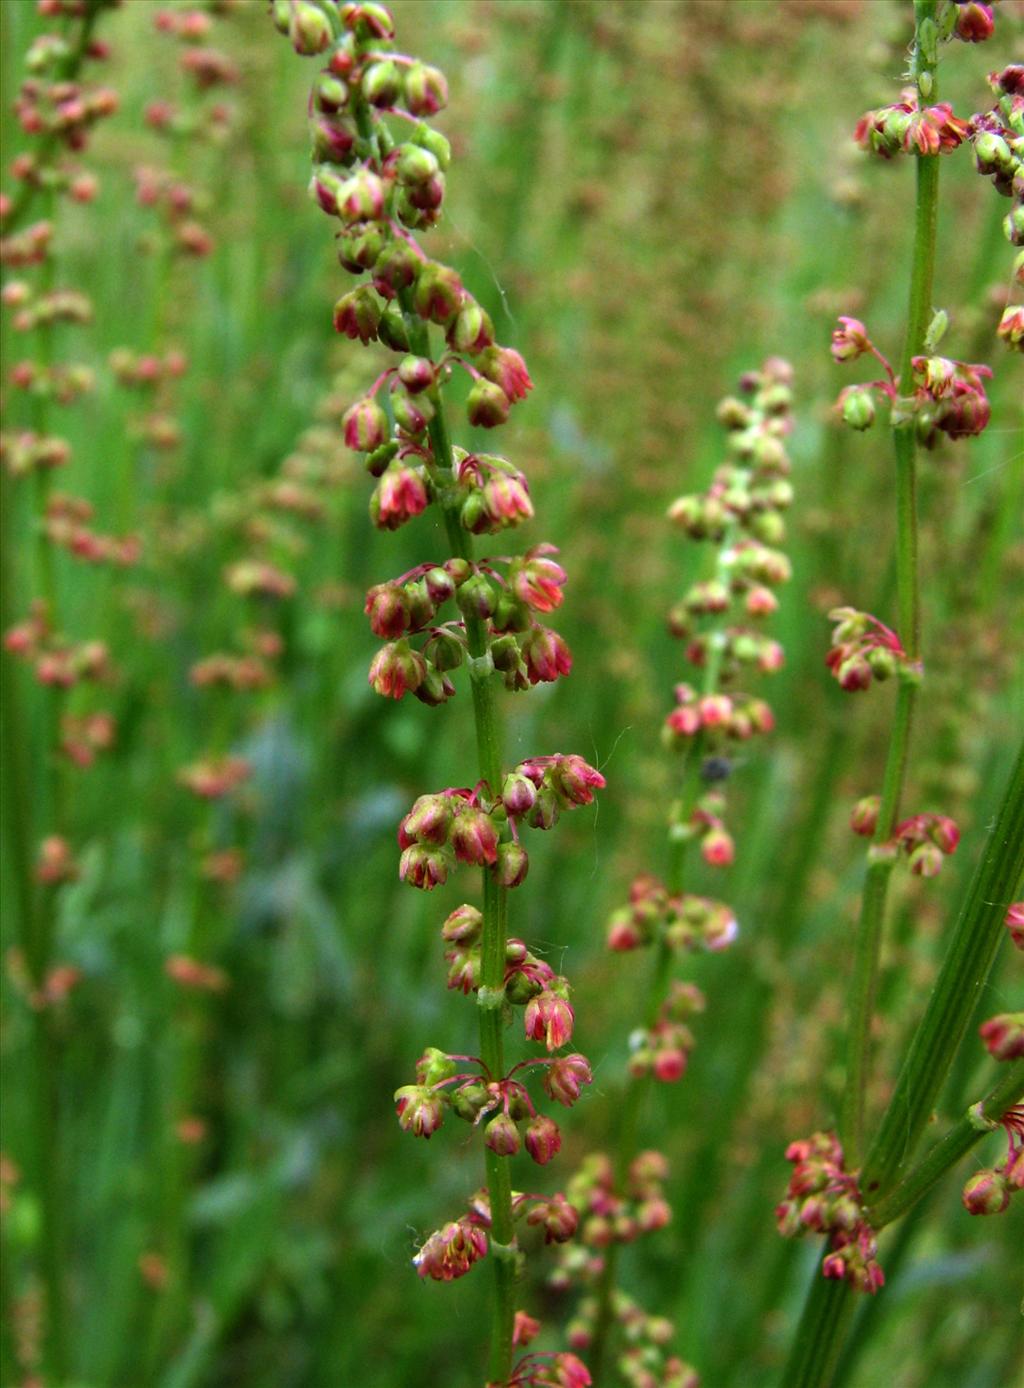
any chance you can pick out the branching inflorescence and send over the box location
[779,6,1022,1382]
[555,361,795,1387]
[271,4,604,1383]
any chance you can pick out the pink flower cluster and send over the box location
[365,546,571,705]
[776,1132,884,1295]
[606,876,737,957]
[5,607,111,689]
[414,1187,578,1283]
[397,755,605,892]
[832,315,993,446]
[395,1042,591,1164]
[854,90,969,160]
[501,1352,592,1388]
[850,800,960,877]
[547,1152,701,1387]
[664,360,794,845]
[43,493,141,567]
[962,1106,1024,1216]
[825,607,911,692]
[662,684,774,749]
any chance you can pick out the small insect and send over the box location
[700,755,734,785]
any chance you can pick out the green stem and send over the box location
[868,1061,1024,1229]
[0,472,36,965]
[403,312,517,1384]
[779,1270,857,1388]
[838,0,939,1166]
[862,738,1024,1197]
[783,6,944,1381]
[589,611,719,1385]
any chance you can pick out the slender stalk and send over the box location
[405,315,517,1383]
[868,1060,1024,1229]
[838,0,939,1168]
[862,739,1024,1196]
[781,742,1024,1386]
[780,1271,857,1388]
[588,517,736,1384]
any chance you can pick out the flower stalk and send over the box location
[779,1,1018,1379]
[272,5,604,1381]
[566,361,796,1387]
[839,0,939,1167]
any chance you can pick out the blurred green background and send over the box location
[1,1,1021,1385]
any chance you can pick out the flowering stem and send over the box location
[862,738,1024,1198]
[2,1,103,234]
[781,741,1024,1387]
[780,1272,857,1388]
[589,708,705,1387]
[867,1060,1024,1229]
[839,0,939,1167]
[404,314,517,1384]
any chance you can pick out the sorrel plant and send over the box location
[778,5,1023,1382]
[272,3,604,1383]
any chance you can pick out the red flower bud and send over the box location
[364,583,409,638]
[493,841,529,888]
[524,1114,562,1165]
[289,3,333,54]
[511,549,567,613]
[399,792,453,847]
[850,795,881,837]
[962,1167,1010,1215]
[954,2,994,42]
[978,1013,1024,1061]
[652,1049,687,1083]
[370,463,429,530]
[449,301,494,355]
[543,1053,592,1107]
[336,169,386,223]
[524,988,574,1051]
[368,641,426,699]
[404,62,448,117]
[697,694,732,728]
[481,471,533,529]
[477,345,533,401]
[413,1217,487,1281]
[907,842,944,878]
[399,842,451,890]
[522,626,572,685]
[830,316,870,363]
[361,57,401,106]
[440,904,483,944]
[701,827,734,868]
[1006,902,1024,951]
[397,354,436,393]
[466,378,510,428]
[484,1112,520,1156]
[343,397,389,452]
[450,805,499,866]
[548,754,605,807]
[526,1193,578,1244]
[513,1312,541,1348]
[394,1084,445,1137]
[333,287,380,343]
[502,772,537,816]
[411,262,463,324]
